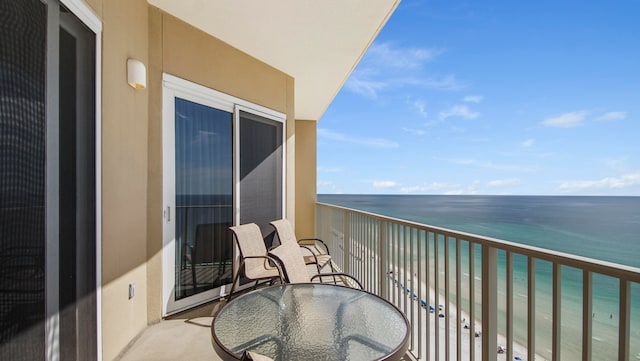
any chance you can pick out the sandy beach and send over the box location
[387,270,546,361]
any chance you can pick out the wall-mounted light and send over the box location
[127,59,146,89]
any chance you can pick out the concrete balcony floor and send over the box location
[116,300,223,361]
[116,259,409,361]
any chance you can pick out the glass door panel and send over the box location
[174,98,233,301]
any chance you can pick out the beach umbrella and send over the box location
[514,357,522,361]
[421,300,427,307]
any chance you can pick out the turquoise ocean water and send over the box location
[318,195,640,360]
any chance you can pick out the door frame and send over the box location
[43,0,102,360]
[161,74,286,316]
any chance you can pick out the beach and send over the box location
[388,270,543,361]
[320,194,640,361]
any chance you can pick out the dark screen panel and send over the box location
[239,111,283,246]
[0,0,47,359]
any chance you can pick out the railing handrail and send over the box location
[316,201,640,283]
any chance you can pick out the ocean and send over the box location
[318,194,640,360]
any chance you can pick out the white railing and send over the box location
[316,202,640,361]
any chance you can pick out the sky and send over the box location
[317,0,640,196]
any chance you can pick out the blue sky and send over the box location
[317,0,640,195]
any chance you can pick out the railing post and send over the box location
[343,209,350,275]
[481,244,498,361]
[528,257,536,361]
[582,271,592,361]
[552,263,562,361]
[618,279,630,361]
[379,220,388,299]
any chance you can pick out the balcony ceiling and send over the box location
[147,0,400,120]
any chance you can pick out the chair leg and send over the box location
[225,260,244,302]
[191,261,197,294]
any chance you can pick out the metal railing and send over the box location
[316,202,640,361]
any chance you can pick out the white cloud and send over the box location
[597,111,627,121]
[522,139,535,148]
[318,128,399,148]
[411,75,465,91]
[373,180,399,189]
[439,105,479,120]
[401,127,426,136]
[317,180,342,194]
[463,95,483,103]
[558,172,640,193]
[366,42,444,70]
[410,99,428,118]
[399,181,479,195]
[344,42,464,98]
[542,110,588,128]
[344,76,387,98]
[438,157,537,173]
[488,178,522,187]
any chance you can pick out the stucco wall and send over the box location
[99,0,150,360]
[145,0,296,329]
[82,1,297,359]
[295,120,317,239]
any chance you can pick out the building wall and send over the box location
[92,0,151,360]
[295,120,317,238]
[85,1,296,359]
[145,2,296,357]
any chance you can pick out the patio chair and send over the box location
[268,240,363,289]
[270,219,335,274]
[227,223,284,301]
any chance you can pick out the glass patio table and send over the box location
[211,283,410,361]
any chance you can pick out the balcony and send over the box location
[117,202,639,361]
[316,202,640,361]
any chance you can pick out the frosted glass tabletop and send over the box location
[211,284,409,361]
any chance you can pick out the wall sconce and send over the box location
[127,59,146,89]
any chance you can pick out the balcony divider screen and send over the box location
[0,1,47,358]
[0,1,97,359]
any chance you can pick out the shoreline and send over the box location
[388,270,546,361]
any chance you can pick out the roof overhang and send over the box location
[147,0,400,120]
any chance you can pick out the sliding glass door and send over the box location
[162,75,285,315]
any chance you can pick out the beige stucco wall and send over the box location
[295,120,317,238]
[145,0,296,332]
[83,1,296,359]
[98,0,150,360]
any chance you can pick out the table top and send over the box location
[211,283,409,361]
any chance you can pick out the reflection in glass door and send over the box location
[174,98,234,301]
[162,75,286,314]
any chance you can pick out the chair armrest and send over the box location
[298,245,321,264]
[239,255,284,283]
[310,272,363,289]
[298,238,331,255]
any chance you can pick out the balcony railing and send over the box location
[316,202,640,361]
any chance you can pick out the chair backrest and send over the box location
[229,223,269,280]
[268,242,310,284]
[269,219,297,247]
